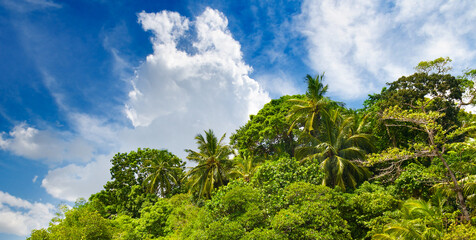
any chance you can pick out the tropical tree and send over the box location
[367,100,475,222]
[89,148,163,218]
[229,153,262,182]
[287,74,330,136]
[231,95,304,158]
[185,129,233,198]
[373,198,446,240]
[142,150,184,197]
[295,109,373,191]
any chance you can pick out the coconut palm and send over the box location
[373,198,446,240]
[295,109,373,191]
[432,174,476,208]
[142,150,183,197]
[287,74,330,136]
[184,129,233,198]
[229,153,262,182]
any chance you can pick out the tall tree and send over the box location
[287,74,331,136]
[142,150,184,197]
[229,153,262,182]
[367,100,475,222]
[89,148,183,218]
[373,198,446,240]
[368,58,473,150]
[296,109,373,191]
[185,129,233,198]
[231,95,303,158]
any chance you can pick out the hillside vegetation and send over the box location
[29,58,476,240]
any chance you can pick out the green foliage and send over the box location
[287,74,330,136]
[241,228,285,240]
[50,207,113,240]
[229,153,263,182]
[296,108,373,191]
[29,201,115,240]
[251,156,324,213]
[395,163,445,199]
[272,182,351,240]
[208,180,261,218]
[204,221,245,240]
[27,229,50,240]
[27,59,476,240]
[185,129,233,199]
[415,57,453,74]
[89,148,183,218]
[442,223,476,240]
[164,193,200,236]
[231,95,303,157]
[135,199,172,238]
[363,58,472,152]
[179,208,213,240]
[373,198,447,240]
[111,214,141,240]
[142,150,185,197]
[206,180,267,231]
[339,182,401,239]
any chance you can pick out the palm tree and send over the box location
[184,129,232,198]
[295,109,373,191]
[373,198,446,240]
[432,174,476,208]
[229,153,262,182]
[287,74,330,136]
[142,150,184,197]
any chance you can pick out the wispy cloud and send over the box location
[296,0,476,100]
[0,0,61,13]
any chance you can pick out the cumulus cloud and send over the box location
[127,8,269,127]
[41,155,112,202]
[35,7,270,202]
[121,8,269,155]
[297,0,476,100]
[0,191,55,236]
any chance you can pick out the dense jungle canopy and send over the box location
[28,58,476,240]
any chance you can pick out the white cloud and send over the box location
[41,155,112,202]
[0,191,55,236]
[36,7,270,202]
[121,8,270,155]
[128,8,269,128]
[297,0,476,100]
[255,73,301,97]
[0,123,95,165]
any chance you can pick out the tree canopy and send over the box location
[29,58,476,240]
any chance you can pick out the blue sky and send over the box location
[0,0,475,238]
